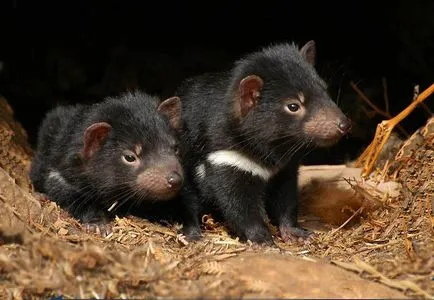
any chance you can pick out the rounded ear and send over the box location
[158,96,182,130]
[237,75,264,118]
[299,40,316,65]
[82,122,112,160]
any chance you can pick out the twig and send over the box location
[353,257,431,296]
[414,84,433,117]
[351,81,389,119]
[401,216,416,261]
[328,206,363,236]
[353,239,401,254]
[331,260,363,274]
[333,258,433,298]
[351,81,409,136]
[420,103,433,116]
[361,106,378,118]
[355,83,434,176]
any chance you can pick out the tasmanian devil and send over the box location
[29,91,184,236]
[175,40,352,243]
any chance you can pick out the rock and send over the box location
[298,165,362,190]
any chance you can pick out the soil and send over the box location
[0,95,432,299]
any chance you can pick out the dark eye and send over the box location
[287,103,300,112]
[173,145,180,155]
[123,154,136,163]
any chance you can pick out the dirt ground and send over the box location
[0,96,433,299]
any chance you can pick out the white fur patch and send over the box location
[206,150,272,181]
[195,164,206,180]
[48,170,71,187]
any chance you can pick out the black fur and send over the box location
[30,91,183,227]
[175,41,350,243]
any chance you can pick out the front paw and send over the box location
[182,224,202,241]
[32,191,50,203]
[244,223,273,245]
[279,224,314,243]
[83,222,113,238]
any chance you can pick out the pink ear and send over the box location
[238,75,264,118]
[299,40,316,65]
[158,96,182,130]
[82,122,112,160]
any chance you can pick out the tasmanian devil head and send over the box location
[230,40,351,159]
[79,93,184,210]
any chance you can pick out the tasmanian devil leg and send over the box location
[179,184,203,241]
[265,163,313,242]
[219,193,272,244]
[207,168,272,244]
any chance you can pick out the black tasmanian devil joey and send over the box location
[175,40,352,243]
[30,91,184,236]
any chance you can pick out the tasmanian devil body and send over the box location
[176,40,352,243]
[30,91,184,236]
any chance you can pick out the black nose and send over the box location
[337,117,352,135]
[166,171,183,188]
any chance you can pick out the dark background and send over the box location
[0,0,433,164]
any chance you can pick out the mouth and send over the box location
[160,182,183,198]
[139,184,183,202]
[314,135,343,148]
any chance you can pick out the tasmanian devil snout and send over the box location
[303,100,352,147]
[167,170,183,188]
[136,156,184,200]
[163,159,184,190]
[337,116,352,135]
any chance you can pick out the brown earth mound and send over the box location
[0,96,432,299]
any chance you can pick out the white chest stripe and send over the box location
[207,150,272,181]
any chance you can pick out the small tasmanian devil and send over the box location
[29,91,184,236]
[175,40,352,244]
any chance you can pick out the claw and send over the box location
[279,224,315,244]
[83,222,113,238]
